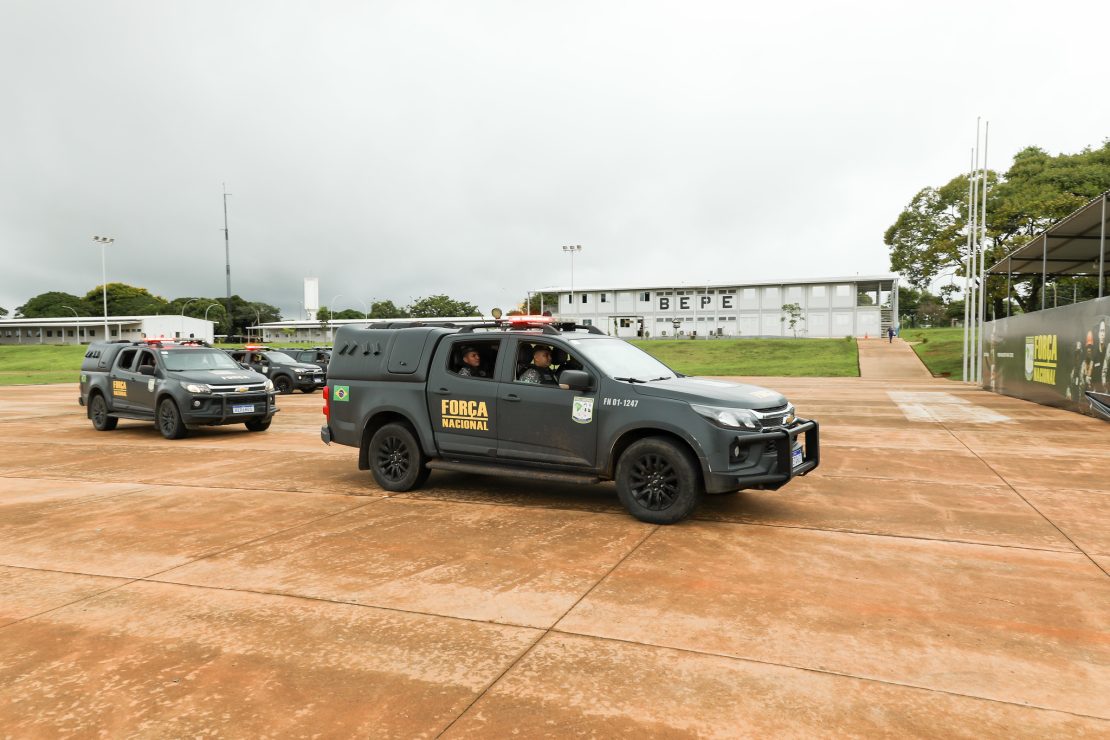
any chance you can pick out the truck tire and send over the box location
[245,418,271,432]
[615,437,701,524]
[157,397,189,439]
[301,387,317,394]
[368,423,430,492]
[274,375,293,394]
[89,393,118,431]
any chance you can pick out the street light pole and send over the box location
[92,236,114,339]
[562,244,582,314]
[180,298,199,338]
[61,305,80,345]
[329,293,343,343]
[204,303,223,342]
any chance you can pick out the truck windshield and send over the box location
[568,338,677,382]
[162,350,244,372]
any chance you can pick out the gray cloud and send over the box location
[2,0,1107,317]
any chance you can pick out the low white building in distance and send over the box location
[537,275,900,338]
[0,315,215,345]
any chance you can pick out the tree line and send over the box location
[885,141,1110,318]
[4,284,483,336]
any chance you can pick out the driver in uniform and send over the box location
[519,346,557,385]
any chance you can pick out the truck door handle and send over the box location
[505,393,521,402]
[433,388,451,395]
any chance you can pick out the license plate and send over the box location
[791,447,804,468]
[232,404,254,414]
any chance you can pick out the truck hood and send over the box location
[631,377,787,409]
[176,369,267,385]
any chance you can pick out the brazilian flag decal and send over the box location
[333,385,350,402]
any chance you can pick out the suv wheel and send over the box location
[274,376,293,394]
[301,387,317,394]
[245,418,271,432]
[89,393,118,431]
[368,423,430,492]
[616,438,701,524]
[157,398,188,439]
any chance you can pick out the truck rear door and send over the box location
[425,336,504,457]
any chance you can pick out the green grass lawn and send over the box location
[898,327,966,379]
[0,344,88,385]
[631,338,859,377]
[0,336,860,385]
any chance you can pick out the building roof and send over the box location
[988,191,1109,276]
[533,274,899,293]
[0,315,212,326]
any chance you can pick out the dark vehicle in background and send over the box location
[230,347,325,394]
[79,339,277,439]
[321,316,819,524]
[279,347,331,374]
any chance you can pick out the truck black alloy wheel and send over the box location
[274,376,293,394]
[368,423,429,492]
[89,394,118,431]
[245,418,271,432]
[157,398,188,439]
[616,438,701,524]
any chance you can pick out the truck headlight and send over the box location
[690,403,759,430]
[184,383,211,394]
[264,379,274,391]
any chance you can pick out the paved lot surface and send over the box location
[1,339,1108,736]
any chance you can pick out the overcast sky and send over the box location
[2,0,1107,319]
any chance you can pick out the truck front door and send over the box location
[109,347,140,412]
[128,349,160,411]
[497,338,599,468]
[426,336,504,457]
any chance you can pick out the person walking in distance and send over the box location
[887,326,895,344]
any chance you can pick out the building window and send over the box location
[582,319,593,326]
[600,294,607,303]
[811,286,826,298]
[581,294,587,304]
[640,292,651,301]
[567,294,573,305]
[46,330,53,337]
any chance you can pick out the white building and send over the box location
[0,315,215,345]
[538,275,899,338]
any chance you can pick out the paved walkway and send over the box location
[0,379,1107,736]
[857,336,935,379]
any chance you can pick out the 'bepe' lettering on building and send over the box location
[440,399,490,431]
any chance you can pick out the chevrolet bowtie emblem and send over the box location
[236,386,248,393]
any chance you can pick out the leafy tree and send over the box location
[333,309,365,320]
[780,303,804,338]
[15,291,95,318]
[84,283,168,316]
[406,295,479,318]
[369,300,408,319]
[0,307,8,317]
[885,141,1110,315]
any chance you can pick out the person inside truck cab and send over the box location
[456,345,489,378]
[518,345,557,385]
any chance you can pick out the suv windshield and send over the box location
[568,338,677,382]
[264,352,297,364]
[162,349,244,372]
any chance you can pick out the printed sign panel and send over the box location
[983,296,1109,419]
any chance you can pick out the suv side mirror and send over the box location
[558,369,593,391]
[138,365,155,376]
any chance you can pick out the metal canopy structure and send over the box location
[986,190,1108,311]
[988,191,1108,278]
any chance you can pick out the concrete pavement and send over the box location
[0,347,1107,736]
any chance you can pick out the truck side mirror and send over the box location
[558,369,593,391]
[139,365,155,376]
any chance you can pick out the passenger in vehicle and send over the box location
[457,345,488,378]
[518,345,557,385]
